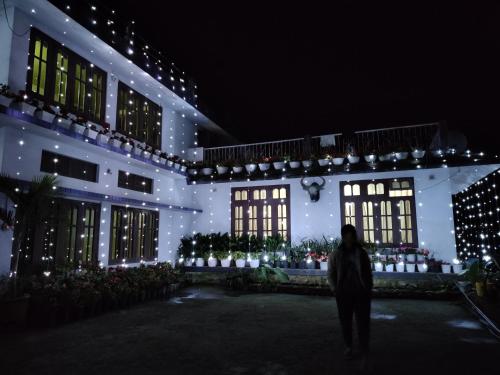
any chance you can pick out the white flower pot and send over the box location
[258,163,270,171]
[417,264,428,273]
[151,154,160,163]
[233,166,243,173]
[395,152,408,160]
[235,259,246,268]
[245,163,257,173]
[412,150,426,159]
[154,149,161,156]
[83,128,98,139]
[406,263,416,273]
[396,263,405,272]
[201,167,213,176]
[364,154,377,163]
[318,159,330,167]
[379,153,394,162]
[70,122,86,135]
[221,259,231,268]
[320,261,328,271]
[406,254,416,263]
[54,116,72,129]
[347,155,360,164]
[142,150,151,159]
[109,138,122,148]
[250,259,260,268]
[183,259,192,267]
[174,163,181,170]
[180,165,187,173]
[132,147,142,156]
[416,254,426,262]
[96,133,109,144]
[217,166,228,175]
[121,143,133,152]
[332,157,345,165]
[431,150,444,158]
[452,264,463,274]
[441,264,451,274]
[0,95,14,107]
[208,259,218,267]
[273,161,286,170]
[196,258,205,267]
[302,160,313,168]
[188,168,198,176]
[167,160,174,167]
[160,157,167,165]
[374,262,383,272]
[11,102,37,116]
[35,110,56,123]
[289,161,301,169]
[385,264,394,272]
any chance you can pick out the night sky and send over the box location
[106,1,500,150]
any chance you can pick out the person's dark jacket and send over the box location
[327,244,373,293]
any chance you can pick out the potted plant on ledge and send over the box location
[234,251,247,268]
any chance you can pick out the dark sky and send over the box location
[106,1,500,150]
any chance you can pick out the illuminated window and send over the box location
[389,180,413,197]
[398,200,413,244]
[362,201,375,243]
[380,201,393,244]
[73,63,87,113]
[367,183,376,195]
[345,202,356,225]
[353,184,361,196]
[344,184,352,196]
[31,37,48,96]
[376,183,384,195]
[232,185,290,240]
[54,50,68,105]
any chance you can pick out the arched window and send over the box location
[344,184,352,197]
[367,183,376,195]
[235,191,241,201]
[398,200,413,244]
[280,188,287,199]
[272,188,279,199]
[380,201,393,244]
[345,202,356,225]
[241,190,248,201]
[253,190,260,200]
[353,184,361,196]
[260,189,267,200]
[376,183,384,195]
[362,201,375,243]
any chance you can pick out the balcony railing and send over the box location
[203,123,442,163]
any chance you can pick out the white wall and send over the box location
[188,164,500,262]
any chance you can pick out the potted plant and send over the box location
[411,147,426,159]
[11,91,38,116]
[34,103,56,123]
[245,158,258,174]
[406,262,416,272]
[374,261,384,272]
[302,156,314,169]
[96,129,110,144]
[394,145,409,160]
[416,248,429,262]
[318,149,332,167]
[121,139,134,153]
[258,156,271,172]
[288,154,301,169]
[159,152,168,165]
[363,147,377,163]
[233,251,247,268]
[195,256,205,267]
[216,251,232,267]
[346,151,360,164]
[70,116,87,135]
[332,151,345,166]
[0,84,16,107]
[272,156,287,170]
[83,123,99,139]
[216,162,229,175]
[108,132,123,148]
[187,162,199,176]
[441,261,451,273]
[396,261,405,272]
[201,163,214,176]
[207,253,218,267]
[431,149,444,158]
[232,160,244,174]
[385,259,395,272]
[403,247,417,263]
[249,252,260,268]
[452,258,463,274]
[417,262,428,273]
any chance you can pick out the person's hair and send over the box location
[341,224,358,239]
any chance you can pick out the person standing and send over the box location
[328,224,373,364]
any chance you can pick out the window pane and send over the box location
[376,183,384,195]
[344,184,352,196]
[353,184,360,196]
[367,183,375,195]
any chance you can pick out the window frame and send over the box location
[340,178,418,247]
[40,150,99,183]
[117,170,153,194]
[231,184,291,240]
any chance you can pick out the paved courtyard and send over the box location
[0,286,498,375]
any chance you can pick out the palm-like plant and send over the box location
[0,174,57,277]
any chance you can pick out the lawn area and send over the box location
[0,286,498,375]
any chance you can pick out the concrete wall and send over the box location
[188,164,500,262]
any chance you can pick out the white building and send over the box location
[0,0,498,275]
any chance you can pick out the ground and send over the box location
[0,287,498,375]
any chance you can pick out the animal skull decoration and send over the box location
[300,177,326,202]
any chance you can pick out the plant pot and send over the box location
[347,155,360,164]
[183,259,193,267]
[160,157,167,165]
[174,163,181,170]
[364,154,377,163]
[221,259,231,267]
[379,153,394,162]
[132,147,142,156]
[0,94,14,107]
[235,259,246,268]
[141,150,151,159]
[289,161,301,169]
[406,263,416,273]
[109,138,122,148]
[317,159,329,167]
[320,261,329,271]
[431,150,444,158]
[250,259,260,268]
[70,122,86,135]
[208,258,218,267]
[83,128,98,139]
[187,168,198,176]
[245,163,257,173]
[121,143,133,152]
[417,264,428,273]
[332,157,345,165]
[395,152,408,160]
[374,262,383,272]
[406,254,416,263]
[441,264,451,273]
[302,160,313,168]
[452,264,463,274]
[201,167,213,175]
[273,161,286,170]
[232,166,243,173]
[180,165,187,173]
[196,258,205,267]
[416,254,426,262]
[258,163,271,171]
[151,154,160,163]
[54,116,72,129]
[35,110,56,123]
[96,133,109,144]
[11,101,37,116]
[385,264,394,272]
[396,263,405,272]
[475,281,486,298]
[217,166,228,175]
[412,150,426,159]
[306,261,316,270]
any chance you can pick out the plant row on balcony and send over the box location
[0,85,188,172]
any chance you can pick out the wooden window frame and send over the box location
[231,184,291,240]
[340,178,418,247]
[40,150,99,183]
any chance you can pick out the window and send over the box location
[231,185,291,240]
[340,178,418,246]
[118,170,153,194]
[40,150,98,182]
[27,28,107,122]
[109,206,159,264]
[116,82,162,149]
